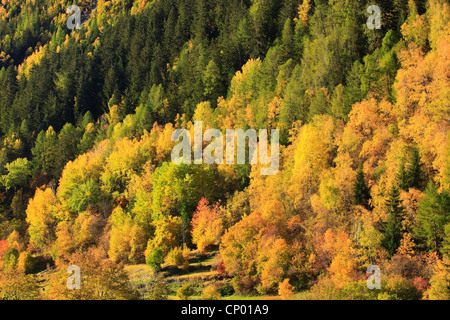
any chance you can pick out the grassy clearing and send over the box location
[167,293,309,300]
[165,270,217,282]
[221,294,280,300]
[125,249,311,300]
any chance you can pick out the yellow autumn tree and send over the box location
[258,238,291,293]
[426,259,450,300]
[26,188,57,252]
[291,115,336,200]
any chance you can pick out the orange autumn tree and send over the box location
[0,240,10,269]
[191,198,224,252]
[278,278,295,300]
[316,229,359,289]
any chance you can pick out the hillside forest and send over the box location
[0,0,449,300]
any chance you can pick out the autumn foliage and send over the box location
[0,0,448,301]
[191,198,224,253]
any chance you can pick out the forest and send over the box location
[0,0,449,300]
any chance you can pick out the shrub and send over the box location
[383,275,422,300]
[278,278,295,300]
[217,260,227,276]
[339,280,379,300]
[219,282,235,297]
[307,277,341,300]
[201,284,221,300]
[145,275,170,300]
[231,275,258,295]
[165,247,185,267]
[3,248,19,269]
[377,292,398,300]
[182,244,191,259]
[146,247,164,271]
[176,283,196,300]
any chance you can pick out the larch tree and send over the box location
[414,182,450,253]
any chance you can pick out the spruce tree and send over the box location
[281,18,294,61]
[381,186,404,258]
[354,164,371,209]
[397,148,423,191]
[407,148,422,190]
[397,161,409,191]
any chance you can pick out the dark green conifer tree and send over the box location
[381,186,404,258]
[354,163,371,209]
